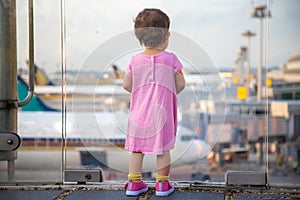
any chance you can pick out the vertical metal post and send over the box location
[18,0,34,107]
[0,0,18,182]
[257,18,263,102]
[259,138,264,166]
[253,5,270,102]
[242,30,256,97]
[246,38,250,90]
[240,46,247,85]
[7,160,15,180]
[61,0,67,182]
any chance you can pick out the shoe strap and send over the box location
[129,181,133,191]
[158,181,163,192]
[125,181,133,191]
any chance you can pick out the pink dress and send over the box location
[124,51,183,155]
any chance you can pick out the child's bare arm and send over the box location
[175,71,185,94]
[123,74,132,93]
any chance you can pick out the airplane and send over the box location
[20,62,235,113]
[18,63,130,112]
[14,73,212,181]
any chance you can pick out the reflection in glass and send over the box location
[62,1,300,186]
[1,0,63,183]
[1,0,298,186]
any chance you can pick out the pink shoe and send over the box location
[125,181,148,196]
[156,180,174,196]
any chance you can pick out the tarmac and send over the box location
[1,182,300,200]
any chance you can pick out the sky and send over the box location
[16,0,300,73]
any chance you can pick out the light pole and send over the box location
[242,30,256,96]
[252,5,270,102]
[240,46,247,85]
[234,47,247,85]
[235,55,241,83]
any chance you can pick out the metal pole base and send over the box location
[0,150,17,182]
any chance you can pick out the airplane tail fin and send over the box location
[111,65,124,79]
[18,75,58,112]
[34,64,56,86]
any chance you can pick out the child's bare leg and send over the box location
[129,152,144,173]
[157,150,171,176]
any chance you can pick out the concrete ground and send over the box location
[1,182,300,200]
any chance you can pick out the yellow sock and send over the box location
[128,172,142,182]
[156,174,169,182]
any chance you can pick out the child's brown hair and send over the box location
[134,8,170,48]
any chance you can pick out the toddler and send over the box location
[123,8,185,197]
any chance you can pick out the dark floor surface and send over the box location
[1,182,299,200]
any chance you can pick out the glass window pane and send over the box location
[0,0,63,183]
[268,0,300,186]
[62,1,270,184]
[1,0,296,186]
